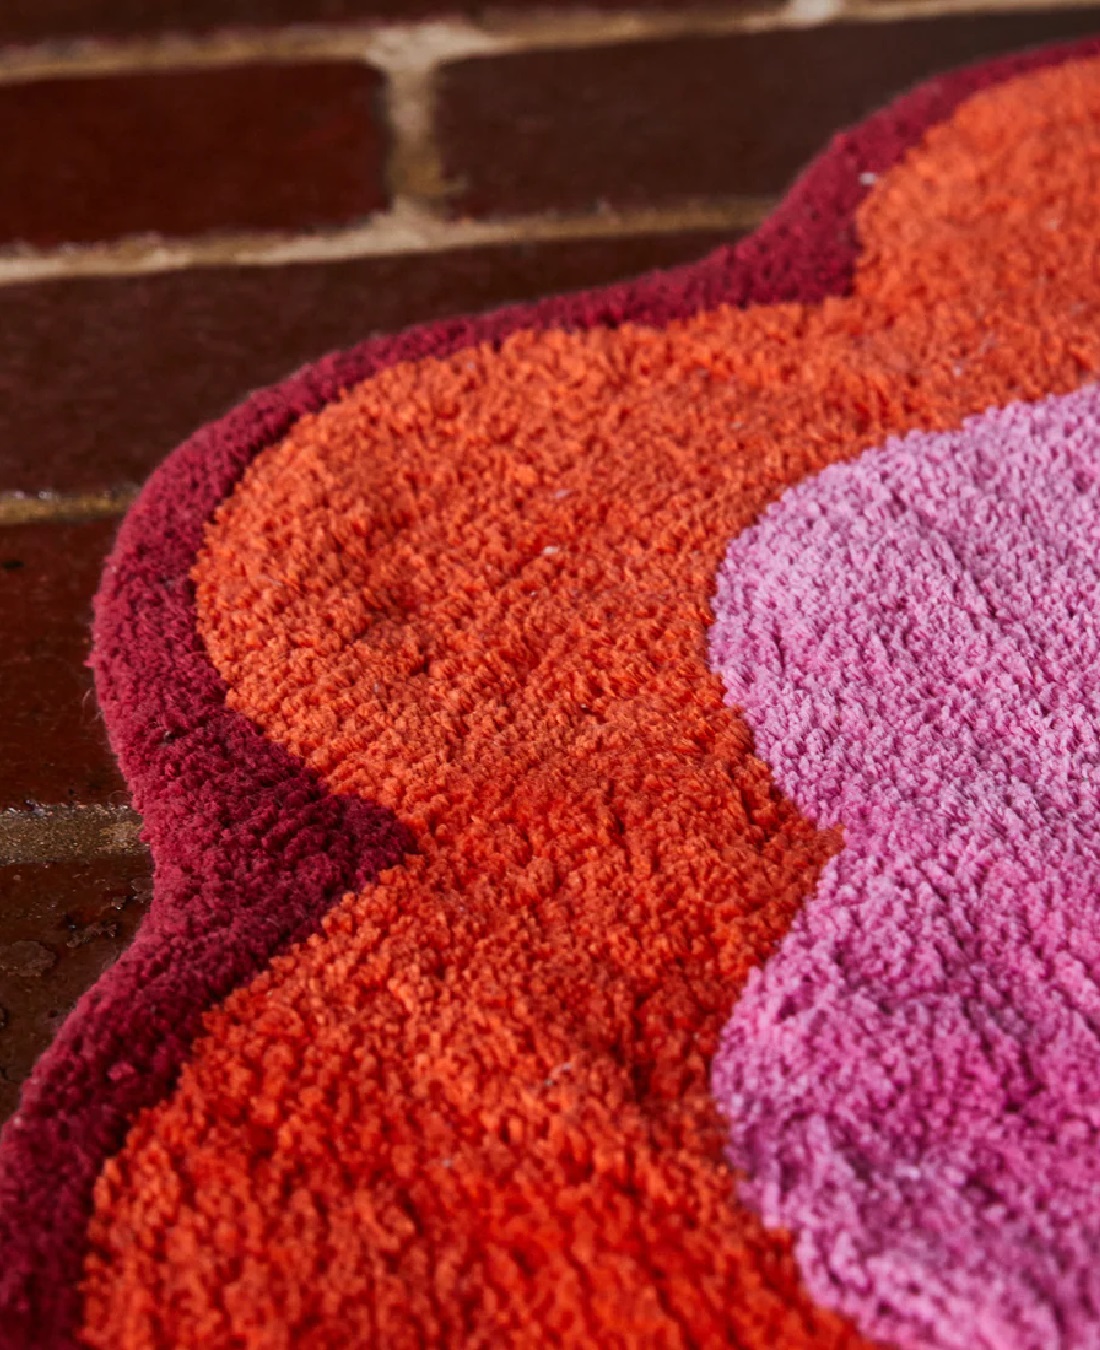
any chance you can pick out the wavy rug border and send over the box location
[3,34,1099,1350]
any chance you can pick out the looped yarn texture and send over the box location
[73,53,1100,1350]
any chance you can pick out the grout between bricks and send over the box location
[0,197,778,287]
[382,57,449,209]
[0,805,145,865]
[2,0,1100,85]
[0,489,139,526]
[0,0,1098,86]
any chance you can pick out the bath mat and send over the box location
[5,36,1100,1350]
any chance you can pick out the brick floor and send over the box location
[0,519,126,808]
[0,855,151,1122]
[1,0,1098,1128]
[438,7,1100,216]
[0,63,387,248]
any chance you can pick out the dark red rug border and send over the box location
[2,35,1098,1350]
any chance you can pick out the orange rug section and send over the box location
[81,59,1100,1348]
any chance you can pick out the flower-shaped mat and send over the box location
[6,36,1100,1350]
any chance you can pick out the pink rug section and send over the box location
[709,383,1100,1349]
[3,33,1100,1350]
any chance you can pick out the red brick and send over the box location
[438,8,1100,217]
[0,229,737,495]
[0,63,386,248]
[0,520,128,809]
[0,854,151,1122]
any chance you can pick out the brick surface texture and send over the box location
[0,520,128,810]
[439,8,1100,216]
[0,857,151,1121]
[0,63,387,248]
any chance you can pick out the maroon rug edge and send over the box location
[2,34,1098,1350]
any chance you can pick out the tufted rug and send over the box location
[5,36,1100,1350]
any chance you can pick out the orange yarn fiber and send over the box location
[80,58,1100,1348]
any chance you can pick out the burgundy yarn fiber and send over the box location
[1,36,1098,1350]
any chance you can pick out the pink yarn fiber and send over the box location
[710,384,1100,1349]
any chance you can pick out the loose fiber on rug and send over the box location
[4,35,1100,1350]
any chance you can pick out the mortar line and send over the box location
[0,489,139,526]
[0,805,144,865]
[0,0,1095,84]
[0,197,776,287]
[382,58,449,209]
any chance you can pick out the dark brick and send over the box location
[0,1,777,46]
[0,63,386,249]
[0,228,737,495]
[0,854,152,1123]
[438,8,1100,217]
[0,519,128,809]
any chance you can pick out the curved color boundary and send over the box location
[1,34,1098,1350]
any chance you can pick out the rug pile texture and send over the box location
[5,37,1100,1350]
